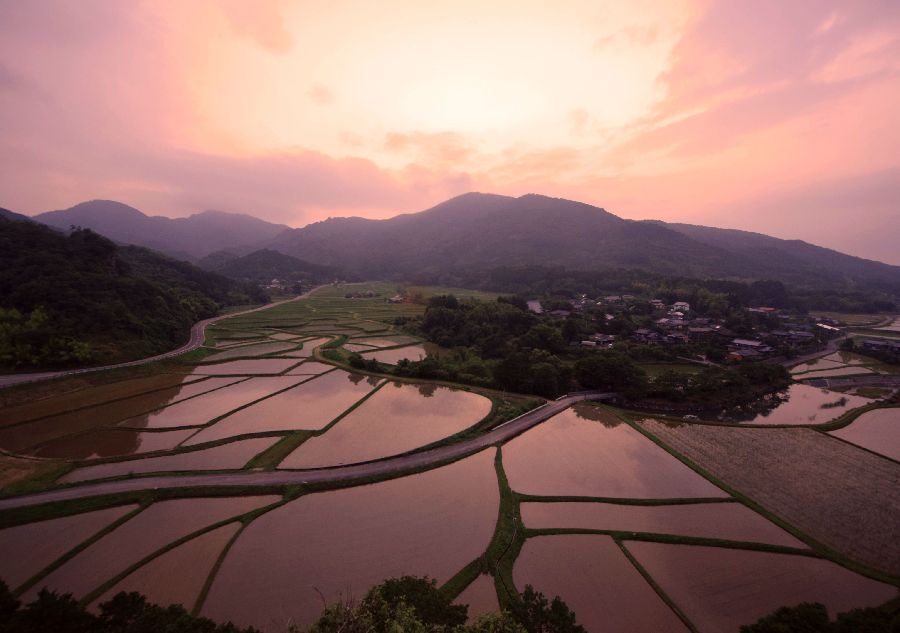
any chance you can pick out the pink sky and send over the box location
[1,1,898,264]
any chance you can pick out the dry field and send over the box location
[638,420,900,577]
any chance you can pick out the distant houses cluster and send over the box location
[528,294,841,362]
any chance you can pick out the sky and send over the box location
[1,0,898,264]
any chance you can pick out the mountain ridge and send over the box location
[10,193,900,293]
[34,200,289,260]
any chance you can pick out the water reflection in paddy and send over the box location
[202,450,499,632]
[521,502,803,547]
[0,506,137,590]
[351,336,419,348]
[626,542,898,633]
[90,524,240,612]
[280,382,491,468]
[61,436,279,483]
[0,377,242,453]
[203,341,298,362]
[118,377,303,429]
[31,428,196,460]
[23,497,277,601]
[184,371,380,444]
[730,384,871,425]
[280,337,330,358]
[503,406,727,498]
[514,535,689,633]
[830,408,900,461]
[453,574,499,622]
[360,345,428,364]
[188,359,301,376]
[0,373,209,427]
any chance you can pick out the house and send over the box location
[387,295,404,304]
[590,333,616,347]
[672,301,690,312]
[650,299,666,310]
[729,338,774,354]
[603,295,622,303]
[731,338,764,349]
[688,326,715,340]
[526,300,543,314]
[549,309,571,318]
[580,340,597,349]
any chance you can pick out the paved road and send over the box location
[0,391,614,511]
[0,293,313,389]
[779,335,847,369]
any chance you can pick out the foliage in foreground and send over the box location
[740,600,900,633]
[0,577,584,633]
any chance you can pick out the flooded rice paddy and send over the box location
[639,419,900,575]
[22,497,277,601]
[360,344,429,364]
[202,451,499,631]
[520,501,804,547]
[0,505,137,590]
[119,376,303,429]
[829,408,900,461]
[90,524,240,611]
[31,428,196,459]
[350,336,420,348]
[503,407,727,498]
[4,287,897,633]
[0,373,210,427]
[280,337,331,357]
[729,384,871,425]
[280,382,491,468]
[61,437,279,482]
[453,574,499,621]
[0,376,243,452]
[625,542,898,633]
[202,341,299,361]
[183,371,381,444]
[514,535,690,633]
[188,358,301,375]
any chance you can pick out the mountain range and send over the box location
[35,200,288,260]
[11,194,900,293]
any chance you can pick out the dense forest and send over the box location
[0,217,267,370]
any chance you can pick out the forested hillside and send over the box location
[0,216,266,370]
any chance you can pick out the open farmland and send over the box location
[1,285,896,633]
[638,419,900,576]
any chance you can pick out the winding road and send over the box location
[0,293,312,389]
[0,391,614,511]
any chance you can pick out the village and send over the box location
[527,294,844,364]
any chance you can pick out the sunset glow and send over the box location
[1,0,898,262]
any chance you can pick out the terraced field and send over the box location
[1,284,897,633]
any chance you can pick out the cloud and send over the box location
[383,131,477,169]
[307,83,335,105]
[219,0,293,53]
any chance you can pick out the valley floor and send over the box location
[0,283,897,633]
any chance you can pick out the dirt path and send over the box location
[0,291,318,390]
[0,392,613,511]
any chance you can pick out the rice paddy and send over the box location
[2,284,896,633]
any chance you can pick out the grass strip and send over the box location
[515,493,736,506]
[615,539,699,633]
[14,503,147,597]
[439,557,484,602]
[244,432,314,470]
[523,528,817,557]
